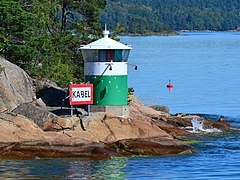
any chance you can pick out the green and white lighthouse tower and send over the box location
[80,28,132,116]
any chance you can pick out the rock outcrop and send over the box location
[13,102,56,128]
[35,79,69,107]
[0,113,45,142]
[0,57,35,112]
[0,94,232,159]
[149,105,170,113]
[0,137,197,159]
[0,58,233,159]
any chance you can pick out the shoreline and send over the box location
[0,51,236,160]
[0,94,233,160]
[119,30,240,37]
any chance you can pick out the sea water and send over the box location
[1,32,240,179]
[126,32,240,117]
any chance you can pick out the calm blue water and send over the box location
[126,32,240,117]
[1,32,240,179]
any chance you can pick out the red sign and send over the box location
[69,84,93,105]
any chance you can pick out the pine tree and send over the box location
[0,0,107,87]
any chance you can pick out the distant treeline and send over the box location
[100,0,240,34]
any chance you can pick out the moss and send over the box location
[183,140,199,145]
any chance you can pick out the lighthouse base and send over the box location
[90,105,129,116]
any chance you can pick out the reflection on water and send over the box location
[1,130,240,180]
[66,158,127,179]
[0,159,68,178]
[0,157,128,179]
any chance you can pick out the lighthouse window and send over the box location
[98,50,114,62]
[98,50,107,62]
[114,50,122,62]
[122,49,130,62]
[86,49,130,62]
[107,50,114,61]
[82,50,98,62]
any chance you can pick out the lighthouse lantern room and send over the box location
[80,28,132,116]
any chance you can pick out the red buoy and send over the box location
[167,80,173,88]
[167,84,173,88]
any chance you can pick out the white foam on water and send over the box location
[190,118,222,133]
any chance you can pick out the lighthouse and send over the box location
[80,27,132,116]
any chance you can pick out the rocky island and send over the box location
[0,57,232,159]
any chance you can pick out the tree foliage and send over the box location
[100,0,240,34]
[0,0,106,87]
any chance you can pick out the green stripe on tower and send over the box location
[85,75,128,106]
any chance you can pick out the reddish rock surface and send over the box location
[0,58,233,159]
[0,136,197,160]
[0,95,232,159]
[110,137,197,156]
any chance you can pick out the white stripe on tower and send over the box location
[84,62,127,76]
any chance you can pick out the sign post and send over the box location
[69,84,93,116]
